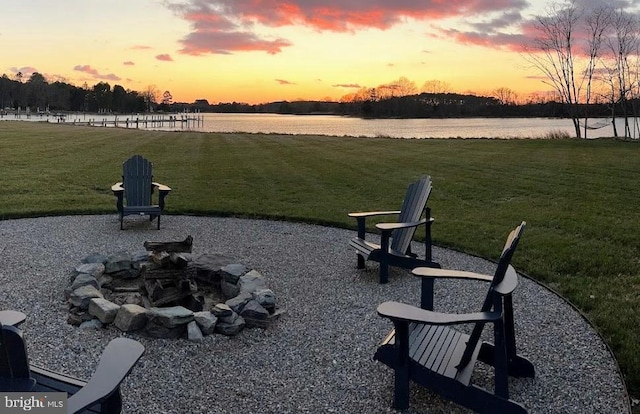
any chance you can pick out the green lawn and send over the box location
[1,121,639,404]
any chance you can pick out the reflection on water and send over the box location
[1,112,631,139]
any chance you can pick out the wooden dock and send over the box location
[2,112,205,131]
[61,114,205,130]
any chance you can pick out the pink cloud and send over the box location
[73,65,121,81]
[8,68,71,83]
[179,0,528,31]
[9,66,38,77]
[178,23,292,55]
[428,2,640,54]
[156,54,174,61]
[332,83,362,88]
[169,0,528,55]
[169,0,640,57]
[47,74,68,83]
[74,65,99,76]
[131,45,153,50]
[432,28,527,51]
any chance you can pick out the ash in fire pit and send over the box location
[66,236,281,340]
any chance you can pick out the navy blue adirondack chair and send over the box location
[374,222,534,413]
[0,310,144,414]
[111,155,171,230]
[348,176,440,283]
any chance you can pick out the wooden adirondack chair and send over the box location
[374,222,534,413]
[111,155,171,230]
[0,311,144,414]
[348,176,439,284]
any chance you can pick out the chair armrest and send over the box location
[349,211,402,240]
[377,301,500,326]
[376,218,433,232]
[348,210,401,218]
[66,338,144,414]
[152,182,172,192]
[111,183,124,213]
[0,310,26,327]
[412,267,493,282]
[111,182,124,193]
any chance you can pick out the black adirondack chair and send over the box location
[348,176,440,284]
[374,222,535,413]
[0,311,144,414]
[111,155,171,230]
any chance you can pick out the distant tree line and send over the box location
[0,73,148,113]
[170,93,614,119]
[0,71,623,121]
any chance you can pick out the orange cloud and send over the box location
[123,61,135,66]
[276,79,296,85]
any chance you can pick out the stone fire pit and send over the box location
[65,236,281,341]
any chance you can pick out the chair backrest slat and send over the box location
[391,176,432,254]
[123,155,153,207]
[485,222,526,300]
[456,222,526,372]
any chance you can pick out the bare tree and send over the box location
[371,77,419,100]
[375,84,397,100]
[162,90,173,106]
[143,85,159,112]
[602,10,640,138]
[525,0,585,137]
[421,80,451,95]
[493,87,518,105]
[598,65,621,136]
[389,76,418,97]
[581,6,611,138]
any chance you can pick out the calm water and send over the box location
[2,112,632,139]
[185,113,623,139]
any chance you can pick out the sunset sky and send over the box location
[0,0,637,104]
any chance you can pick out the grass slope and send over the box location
[1,121,639,404]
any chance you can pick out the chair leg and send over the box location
[393,321,410,410]
[100,390,123,414]
[120,215,123,230]
[157,215,161,230]
[357,254,365,269]
[380,231,391,284]
[379,262,389,284]
[420,277,434,310]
